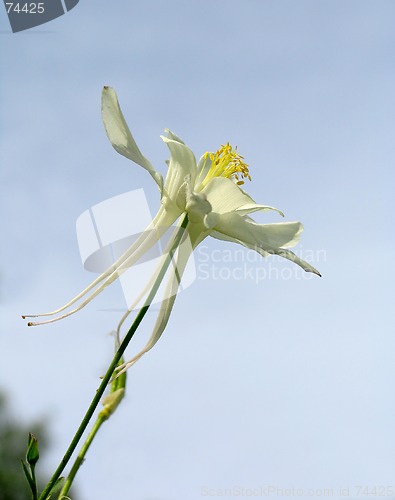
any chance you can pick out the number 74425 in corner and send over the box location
[5,3,45,14]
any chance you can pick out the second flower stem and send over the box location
[58,414,103,498]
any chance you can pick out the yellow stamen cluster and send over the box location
[201,143,251,187]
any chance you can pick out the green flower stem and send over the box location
[31,466,38,500]
[59,372,126,497]
[58,414,104,499]
[38,215,189,500]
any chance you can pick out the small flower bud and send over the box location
[99,356,127,420]
[100,388,125,419]
[26,433,39,466]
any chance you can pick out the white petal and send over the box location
[201,178,251,214]
[209,214,320,275]
[253,221,304,249]
[201,177,283,217]
[259,247,322,276]
[210,231,320,275]
[212,212,303,249]
[195,154,212,189]
[161,136,197,204]
[101,87,163,190]
[235,203,284,217]
[164,128,185,144]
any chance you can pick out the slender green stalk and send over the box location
[58,415,104,498]
[59,361,127,498]
[38,215,188,500]
[31,467,38,500]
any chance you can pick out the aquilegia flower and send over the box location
[24,86,320,367]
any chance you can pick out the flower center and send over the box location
[200,143,251,188]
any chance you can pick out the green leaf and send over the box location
[45,476,64,498]
[21,459,35,493]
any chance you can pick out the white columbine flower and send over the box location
[24,87,320,367]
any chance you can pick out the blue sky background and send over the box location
[1,1,395,499]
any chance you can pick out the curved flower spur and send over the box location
[23,86,320,370]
